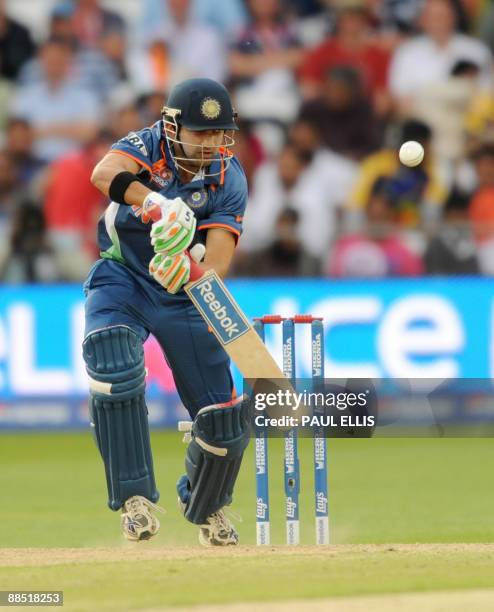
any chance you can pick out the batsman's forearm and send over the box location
[91,163,152,206]
[201,255,231,279]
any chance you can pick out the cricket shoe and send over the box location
[121,495,165,542]
[198,509,240,547]
[178,498,240,546]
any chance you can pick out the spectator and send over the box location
[425,189,478,274]
[138,0,247,39]
[299,1,391,113]
[389,0,493,116]
[413,60,483,164]
[329,177,424,277]
[11,38,100,163]
[18,4,121,103]
[241,143,310,253]
[235,208,320,277]
[298,66,382,160]
[0,0,36,80]
[1,203,58,283]
[100,28,128,81]
[287,117,358,239]
[43,130,113,280]
[228,0,303,123]
[346,120,448,227]
[68,0,127,87]
[4,118,45,186]
[130,0,226,92]
[71,0,125,50]
[47,1,78,42]
[288,118,359,186]
[241,138,354,260]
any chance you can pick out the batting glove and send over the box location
[150,197,197,256]
[149,244,205,294]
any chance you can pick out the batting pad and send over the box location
[182,395,250,524]
[83,326,159,510]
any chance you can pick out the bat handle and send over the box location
[148,206,162,222]
[189,260,204,282]
[188,243,207,282]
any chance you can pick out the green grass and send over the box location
[1,433,493,547]
[1,433,493,608]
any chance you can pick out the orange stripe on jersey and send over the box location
[216,147,228,186]
[111,150,152,173]
[198,223,240,239]
[152,158,167,173]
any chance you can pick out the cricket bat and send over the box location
[185,251,287,381]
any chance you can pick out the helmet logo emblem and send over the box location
[201,97,221,120]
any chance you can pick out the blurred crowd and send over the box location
[1,0,494,282]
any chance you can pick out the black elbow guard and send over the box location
[108,171,143,205]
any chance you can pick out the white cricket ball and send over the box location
[399,140,424,167]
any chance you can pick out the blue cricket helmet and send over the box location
[161,78,238,178]
[162,78,238,131]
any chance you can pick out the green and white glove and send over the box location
[149,244,205,294]
[150,197,196,256]
[149,252,190,294]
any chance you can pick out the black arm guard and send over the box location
[108,171,143,205]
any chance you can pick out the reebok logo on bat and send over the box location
[197,280,240,336]
[188,275,249,344]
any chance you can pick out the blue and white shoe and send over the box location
[121,495,165,542]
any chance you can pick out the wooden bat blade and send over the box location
[185,270,286,380]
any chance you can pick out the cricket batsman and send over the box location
[83,78,249,546]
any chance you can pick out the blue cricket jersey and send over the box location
[97,120,247,278]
